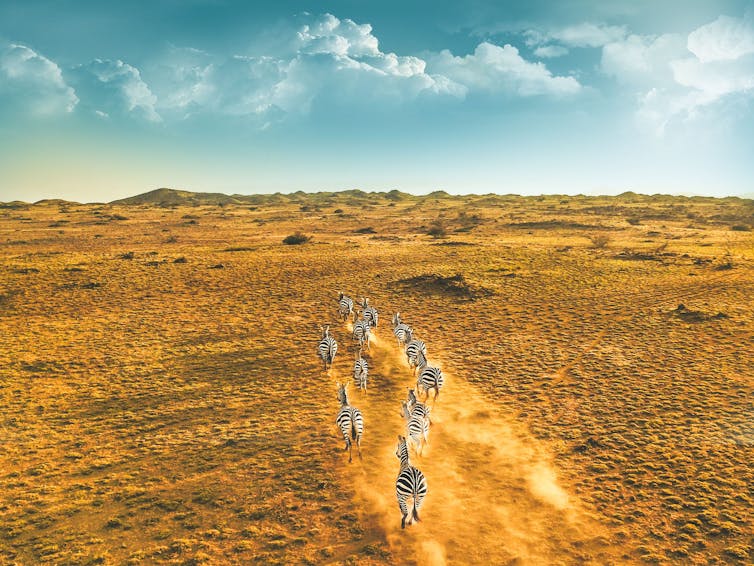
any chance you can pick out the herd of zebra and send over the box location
[316,292,445,529]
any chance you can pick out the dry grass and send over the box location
[1,192,753,564]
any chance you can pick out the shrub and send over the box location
[626,216,642,225]
[427,219,447,238]
[589,233,611,249]
[283,232,311,245]
[730,224,750,231]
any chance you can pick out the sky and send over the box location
[1,0,754,202]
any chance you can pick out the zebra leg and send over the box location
[413,493,423,523]
[398,495,409,529]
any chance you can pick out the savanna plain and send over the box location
[1,189,753,565]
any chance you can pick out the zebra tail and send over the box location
[412,501,421,523]
[351,421,357,440]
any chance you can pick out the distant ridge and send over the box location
[2,188,752,207]
[107,187,420,206]
[110,188,245,206]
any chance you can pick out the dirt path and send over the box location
[330,325,618,565]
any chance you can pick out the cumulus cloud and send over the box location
[687,14,754,62]
[427,42,581,96]
[601,33,688,85]
[74,59,161,122]
[143,13,467,123]
[296,13,379,57]
[600,13,754,136]
[0,42,78,115]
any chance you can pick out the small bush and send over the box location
[626,216,642,225]
[427,219,447,238]
[283,232,311,245]
[730,224,750,231]
[589,233,611,249]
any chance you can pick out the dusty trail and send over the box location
[331,324,617,565]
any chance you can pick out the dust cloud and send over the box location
[330,321,615,565]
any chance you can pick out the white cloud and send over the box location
[601,33,688,85]
[296,13,379,57]
[80,59,161,122]
[0,42,78,115]
[526,22,627,49]
[671,54,754,96]
[145,13,466,122]
[533,45,569,59]
[600,13,754,136]
[687,14,754,62]
[550,22,628,48]
[427,42,581,96]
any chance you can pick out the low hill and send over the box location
[110,188,245,206]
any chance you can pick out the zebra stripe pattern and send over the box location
[417,365,443,401]
[353,352,368,392]
[318,326,338,371]
[336,383,364,463]
[393,322,412,347]
[360,297,379,328]
[401,401,429,456]
[395,435,427,528]
[352,319,371,350]
[406,388,431,425]
[405,330,427,375]
[338,292,355,322]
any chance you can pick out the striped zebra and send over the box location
[338,292,355,322]
[400,400,429,456]
[360,297,379,328]
[353,350,368,393]
[417,364,444,401]
[405,329,427,375]
[393,313,412,347]
[352,318,371,351]
[406,388,431,425]
[317,326,338,371]
[394,435,428,529]
[336,383,363,463]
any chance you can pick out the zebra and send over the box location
[400,400,429,456]
[405,329,427,375]
[406,388,431,425]
[352,318,371,351]
[336,383,363,463]
[353,350,368,393]
[318,326,338,371]
[338,292,355,322]
[392,312,402,327]
[394,435,427,529]
[393,319,412,346]
[360,297,379,328]
[417,364,444,401]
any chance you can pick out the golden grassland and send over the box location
[1,191,752,565]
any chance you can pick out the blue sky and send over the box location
[1,0,753,202]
